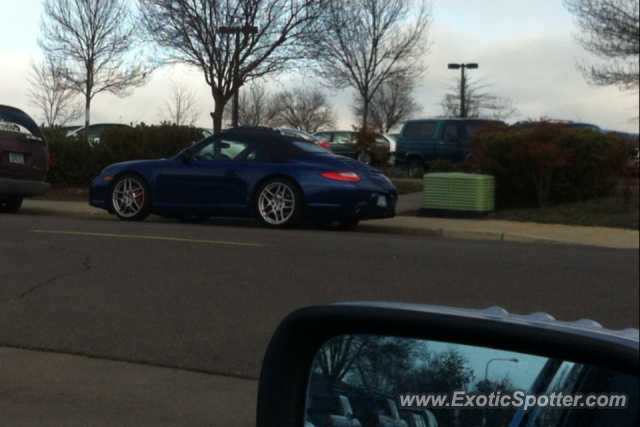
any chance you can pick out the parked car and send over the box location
[0,104,51,213]
[277,127,331,150]
[349,396,408,427]
[58,125,82,134]
[307,394,362,427]
[89,127,397,229]
[399,409,438,427]
[313,130,391,165]
[394,118,505,177]
[67,122,132,143]
[385,133,399,165]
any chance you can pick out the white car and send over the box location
[67,123,132,143]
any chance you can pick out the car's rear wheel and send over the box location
[316,217,360,231]
[110,174,151,221]
[358,150,373,165]
[0,196,23,214]
[255,178,302,229]
[408,159,426,178]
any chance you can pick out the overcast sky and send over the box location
[1,0,638,133]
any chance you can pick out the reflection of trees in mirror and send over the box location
[309,335,542,427]
[309,335,640,427]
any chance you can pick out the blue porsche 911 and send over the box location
[89,127,397,230]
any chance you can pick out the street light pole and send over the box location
[218,25,259,127]
[482,358,518,427]
[448,63,478,118]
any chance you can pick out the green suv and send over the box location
[395,119,505,177]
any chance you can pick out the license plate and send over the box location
[377,195,388,207]
[9,153,24,165]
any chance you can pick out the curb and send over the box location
[357,224,576,246]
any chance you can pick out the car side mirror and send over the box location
[256,304,639,427]
[178,149,191,163]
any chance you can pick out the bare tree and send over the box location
[26,56,83,127]
[39,0,152,134]
[352,78,422,133]
[273,87,336,132]
[440,77,519,121]
[158,79,201,126]
[222,82,280,127]
[564,0,639,91]
[139,0,325,133]
[311,0,432,128]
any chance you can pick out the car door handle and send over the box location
[225,170,238,177]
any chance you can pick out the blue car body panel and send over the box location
[90,136,397,223]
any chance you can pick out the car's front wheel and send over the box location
[0,196,23,214]
[110,174,151,221]
[255,178,303,229]
[408,159,426,178]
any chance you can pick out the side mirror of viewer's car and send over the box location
[256,304,639,427]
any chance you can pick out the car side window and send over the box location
[314,133,332,142]
[404,122,438,138]
[333,133,353,144]
[443,125,460,142]
[192,138,250,161]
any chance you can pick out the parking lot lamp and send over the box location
[448,63,478,118]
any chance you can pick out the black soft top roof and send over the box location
[221,129,321,160]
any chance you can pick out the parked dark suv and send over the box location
[395,118,505,177]
[0,105,50,213]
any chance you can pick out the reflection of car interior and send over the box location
[398,409,438,427]
[307,394,362,427]
[349,396,407,427]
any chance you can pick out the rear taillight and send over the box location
[326,418,334,427]
[321,171,361,182]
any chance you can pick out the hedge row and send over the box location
[44,124,204,187]
[467,123,633,208]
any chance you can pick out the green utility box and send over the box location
[421,173,495,218]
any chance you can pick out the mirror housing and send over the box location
[256,303,638,427]
[177,149,191,163]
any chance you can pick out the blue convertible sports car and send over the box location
[90,127,397,229]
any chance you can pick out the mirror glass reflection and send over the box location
[306,335,638,427]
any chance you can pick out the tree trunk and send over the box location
[84,95,91,138]
[211,92,226,133]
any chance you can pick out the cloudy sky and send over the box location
[1,0,638,133]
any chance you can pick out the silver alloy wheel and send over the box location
[112,177,146,218]
[258,182,296,225]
